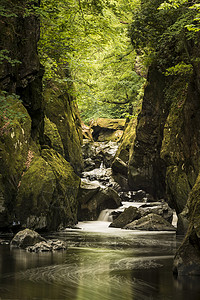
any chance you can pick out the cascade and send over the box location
[98,209,114,222]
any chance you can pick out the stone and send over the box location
[78,187,121,221]
[112,157,128,176]
[77,180,100,205]
[109,206,141,228]
[91,118,126,142]
[26,239,67,252]
[139,201,174,223]
[124,213,176,231]
[10,229,46,248]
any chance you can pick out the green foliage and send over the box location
[165,61,193,76]
[0,92,26,134]
[129,0,198,76]
[39,0,144,122]
[0,50,21,66]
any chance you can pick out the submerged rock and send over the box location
[109,206,141,228]
[10,229,46,248]
[124,213,176,231]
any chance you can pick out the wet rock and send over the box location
[109,206,141,228]
[78,187,121,221]
[10,229,46,248]
[177,207,189,235]
[77,180,100,205]
[112,157,128,176]
[26,239,67,252]
[124,213,176,231]
[139,201,173,223]
[131,190,155,202]
[82,140,118,169]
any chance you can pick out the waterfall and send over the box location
[98,209,113,222]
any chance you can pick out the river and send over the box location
[1,220,200,300]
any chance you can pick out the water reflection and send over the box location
[0,224,200,300]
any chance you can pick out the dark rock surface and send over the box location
[124,213,176,231]
[139,201,173,223]
[78,187,121,221]
[109,206,141,228]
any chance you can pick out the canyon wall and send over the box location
[0,0,82,231]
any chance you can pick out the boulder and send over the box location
[26,239,67,252]
[10,229,46,248]
[77,180,100,205]
[112,157,128,176]
[124,213,176,231]
[109,206,141,228]
[82,140,118,169]
[78,187,121,221]
[91,118,126,142]
[139,201,174,223]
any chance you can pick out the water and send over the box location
[1,222,200,300]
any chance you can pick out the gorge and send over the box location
[1,0,200,299]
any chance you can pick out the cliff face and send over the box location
[128,37,200,274]
[0,1,82,231]
[128,67,169,199]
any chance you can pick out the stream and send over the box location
[1,223,200,300]
[1,140,200,299]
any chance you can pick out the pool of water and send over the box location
[0,222,200,300]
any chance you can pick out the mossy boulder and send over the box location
[16,149,80,231]
[44,85,83,173]
[91,118,126,142]
[44,116,64,156]
[10,229,46,248]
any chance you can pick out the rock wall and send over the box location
[0,0,82,231]
[128,37,200,274]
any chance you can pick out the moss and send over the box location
[173,173,200,275]
[44,86,83,173]
[16,149,80,231]
[166,166,191,213]
[44,116,64,156]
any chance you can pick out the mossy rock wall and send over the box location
[0,1,83,230]
[173,172,200,275]
[16,149,80,231]
[128,67,169,198]
[160,78,200,216]
[0,98,32,227]
[44,85,83,174]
